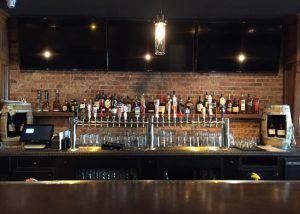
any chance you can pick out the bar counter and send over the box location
[1,146,300,157]
[0,180,299,214]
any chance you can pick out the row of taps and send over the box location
[75,115,224,128]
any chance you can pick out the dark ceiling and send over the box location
[1,0,300,20]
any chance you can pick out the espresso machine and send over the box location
[261,105,295,148]
[0,100,33,147]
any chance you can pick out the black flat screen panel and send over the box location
[196,22,282,73]
[18,17,107,71]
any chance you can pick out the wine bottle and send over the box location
[268,119,276,137]
[277,123,286,138]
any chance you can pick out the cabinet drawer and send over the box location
[17,157,53,168]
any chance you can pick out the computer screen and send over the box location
[20,124,54,144]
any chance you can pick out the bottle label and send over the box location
[277,130,286,137]
[268,129,276,135]
[79,104,85,109]
[159,106,165,113]
[104,100,111,109]
[241,100,246,111]
[62,106,68,112]
[8,123,15,132]
[135,107,140,117]
[232,106,239,113]
[197,103,203,112]
[94,101,100,108]
[220,97,226,106]
[125,104,131,113]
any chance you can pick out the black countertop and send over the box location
[0,146,300,157]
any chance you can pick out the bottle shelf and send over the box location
[33,111,75,117]
[32,111,261,119]
[217,113,261,119]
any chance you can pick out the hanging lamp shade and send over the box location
[154,10,167,55]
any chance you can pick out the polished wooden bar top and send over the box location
[0,180,300,214]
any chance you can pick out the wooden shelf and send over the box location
[32,111,261,119]
[33,111,75,117]
[217,113,262,119]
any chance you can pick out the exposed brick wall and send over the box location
[7,18,284,141]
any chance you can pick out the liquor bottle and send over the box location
[62,100,70,112]
[104,95,111,118]
[246,94,253,114]
[124,96,132,113]
[178,97,185,113]
[211,93,217,114]
[203,92,208,109]
[166,93,172,120]
[219,94,226,115]
[196,96,203,114]
[35,89,42,112]
[232,98,239,114]
[94,91,101,109]
[116,96,124,120]
[146,96,155,113]
[207,93,213,116]
[268,119,276,137]
[52,89,62,112]
[140,93,146,117]
[79,98,87,120]
[185,96,194,114]
[132,95,140,110]
[42,90,50,112]
[253,95,260,114]
[111,94,118,119]
[159,95,166,114]
[172,91,177,119]
[239,94,246,114]
[277,123,286,138]
[7,113,16,137]
[71,99,78,112]
[226,94,232,114]
[87,99,93,121]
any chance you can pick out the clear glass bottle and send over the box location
[35,89,42,112]
[42,90,50,112]
[52,89,62,112]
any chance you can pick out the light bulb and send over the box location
[6,0,16,8]
[43,50,52,59]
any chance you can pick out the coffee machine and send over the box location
[261,105,295,148]
[0,100,33,147]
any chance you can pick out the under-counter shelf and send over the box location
[33,112,75,117]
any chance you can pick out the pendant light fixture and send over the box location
[6,0,16,8]
[154,9,167,55]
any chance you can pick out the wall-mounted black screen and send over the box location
[196,22,282,72]
[18,17,107,71]
[17,17,282,73]
[108,19,153,71]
